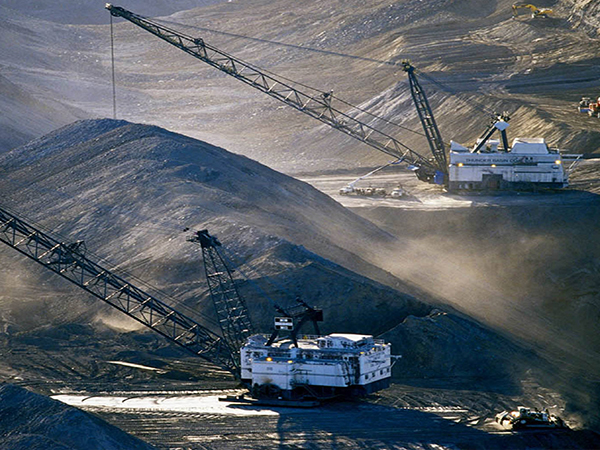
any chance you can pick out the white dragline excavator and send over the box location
[0,207,393,405]
[105,4,445,186]
[106,4,580,193]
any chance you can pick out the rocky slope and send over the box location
[564,0,600,37]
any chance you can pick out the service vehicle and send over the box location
[496,407,567,430]
[512,3,554,18]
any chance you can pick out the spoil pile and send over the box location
[0,383,155,450]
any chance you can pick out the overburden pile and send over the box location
[0,118,544,387]
[0,383,155,450]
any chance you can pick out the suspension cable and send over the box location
[418,71,500,117]
[110,14,117,120]
[219,247,289,311]
[151,17,426,138]
[142,11,523,145]
[155,17,515,125]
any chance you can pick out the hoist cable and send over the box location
[152,17,426,138]
[110,14,118,120]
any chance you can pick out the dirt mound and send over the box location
[0,383,155,449]
[0,118,404,292]
[0,118,433,371]
[382,309,539,383]
[0,118,555,394]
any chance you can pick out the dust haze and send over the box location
[367,207,590,352]
[2,0,600,448]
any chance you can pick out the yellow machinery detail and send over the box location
[512,3,553,18]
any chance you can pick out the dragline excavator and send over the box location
[105,4,448,186]
[0,206,393,404]
[106,4,578,192]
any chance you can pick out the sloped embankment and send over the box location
[0,383,155,450]
[564,0,600,37]
[0,119,546,391]
[0,118,424,332]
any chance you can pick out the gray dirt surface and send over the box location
[0,383,156,450]
[2,0,600,448]
[1,118,599,449]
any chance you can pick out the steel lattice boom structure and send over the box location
[188,230,254,360]
[105,4,441,180]
[401,61,448,181]
[0,206,239,374]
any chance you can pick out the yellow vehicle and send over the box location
[512,3,553,18]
